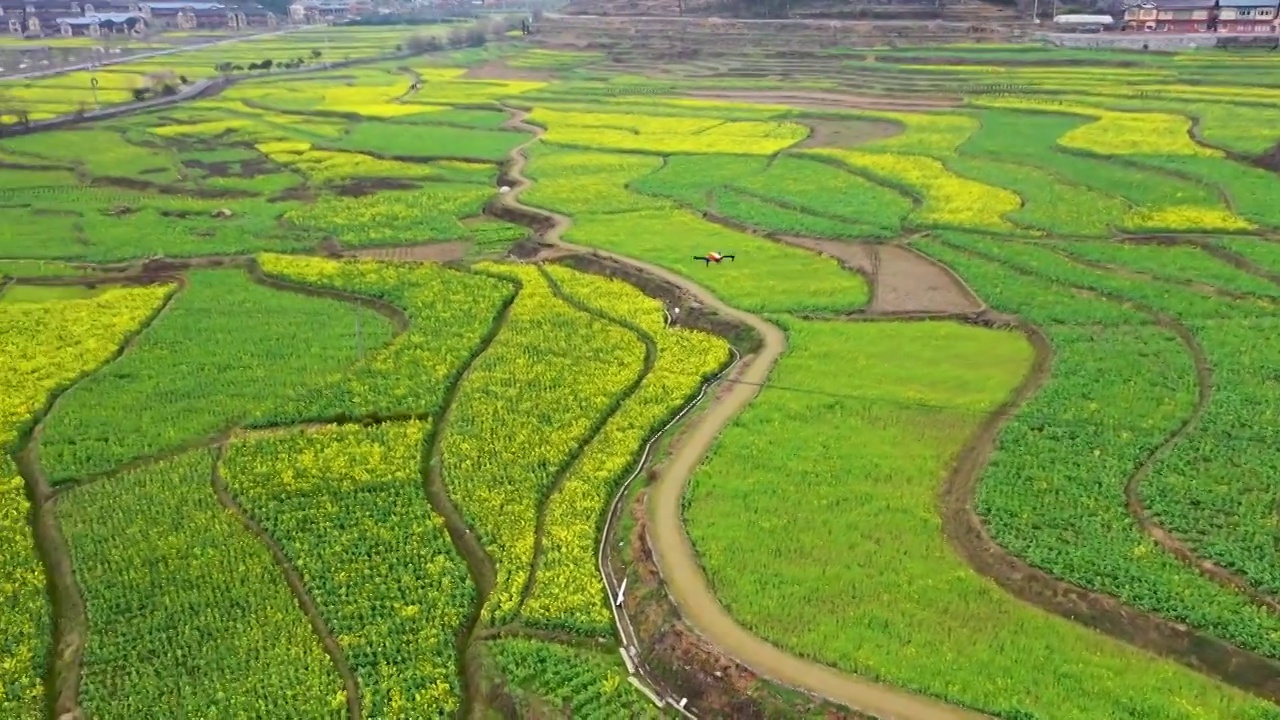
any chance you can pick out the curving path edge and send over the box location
[495,105,988,720]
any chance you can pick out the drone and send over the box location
[693,251,735,266]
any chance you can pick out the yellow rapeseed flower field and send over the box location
[255,141,434,183]
[255,253,514,419]
[151,119,256,138]
[855,109,980,155]
[529,108,807,155]
[810,148,1023,233]
[523,148,676,215]
[0,284,170,719]
[404,69,546,105]
[972,99,1220,157]
[223,421,473,718]
[280,183,495,247]
[442,263,646,625]
[522,266,730,635]
[1121,205,1256,233]
[315,84,426,118]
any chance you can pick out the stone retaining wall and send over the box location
[1041,31,1276,50]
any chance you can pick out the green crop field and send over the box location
[4,28,1280,720]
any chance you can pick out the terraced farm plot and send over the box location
[628,153,891,239]
[522,265,731,635]
[57,450,345,718]
[38,268,396,482]
[809,147,1024,233]
[336,121,527,161]
[0,284,169,720]
[683,318,1277,718]
[528,107,808,155]
[8,36,1280,720]
[518,144,870,313]
[255,254,515,420]
[0,78,524,261]
[222,421,470,718]
[483,638,664,718]
[442,262,648,625]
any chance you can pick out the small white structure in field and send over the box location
[498,186,511,194]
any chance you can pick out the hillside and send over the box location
[559,0,1025,21]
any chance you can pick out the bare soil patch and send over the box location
[345,242,470,264]
[872,244,984,314]
[182,156,276,179]
[774,238,981,314]
[334,178,420,197]
[1253,141,1280,175]
[796,117,901,148]
[462,61,556,82]
[778,236,876,276]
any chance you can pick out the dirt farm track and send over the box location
[498,108,1001,719]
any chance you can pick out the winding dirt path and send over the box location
[496,106,988,720]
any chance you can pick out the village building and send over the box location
[1123,0,1215,30]
[1,3,68,35]
[226,2,276,27]
[2,0,114,34]
[1215,0,1278,31]
[288,0,367,23]
[136,1,220,28]
[3,0,277,35]
[55,10,145,34]
[1122,1,1158,29]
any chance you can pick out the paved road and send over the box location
[1,26,306,82]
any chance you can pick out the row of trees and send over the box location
[403,17,526,53]
[213,49,323,75]
[131,71,192,102]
